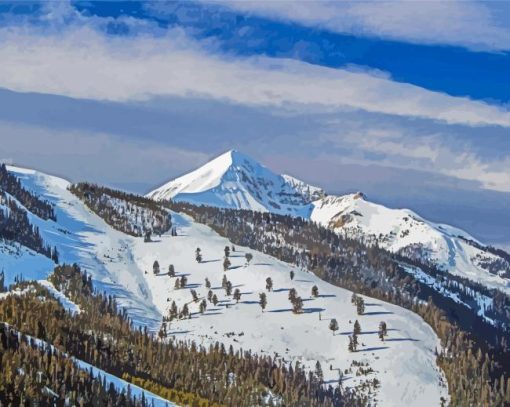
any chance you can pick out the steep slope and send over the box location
[311,194,510,295]
[2,166,162,329]
[0,165,448,406]
[147,150,324,217]
[148,150,510,295]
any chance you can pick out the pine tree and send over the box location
[329,318,339,335]
[245,253,253,265]
[191,289,199,303]
[351,293,358,305]
[224,246,230,258]
[225,281,233,296]
[259,293,267,312]
[288,288,297,303]
[212,294,219,306]
[315,361,323,383]
[223,257,231,271]
[205,278,211,289]
[290,270,295,280]
[195,248,202,263]
[378,321,387,341]
[180,275,187,288]
[207,290,213,303]
[222,275,228,289]
[153,260,160,275]
[168,264,175,277]
[199,299,207,314]
[356,297,365,315]
[353,320,361,336]
[265,277,273,292]
[311,285,319,297]
[292,297,303,314]
[233,288,241,303]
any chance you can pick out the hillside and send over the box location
[148,150,510,296]
[0,165,449,406]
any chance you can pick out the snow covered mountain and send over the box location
[149,151,510,295]
[0,165,448,406]
[147,150,325,217]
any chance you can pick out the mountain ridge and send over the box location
[147,150,510,294]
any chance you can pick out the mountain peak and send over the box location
[147,149,324,215]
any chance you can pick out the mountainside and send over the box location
[0,165,449,406]
[147,150,325,217]
[149,151,510,295]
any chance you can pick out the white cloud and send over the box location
[209,0,510,52]
[1,26,510,128]
[0,120,209,189]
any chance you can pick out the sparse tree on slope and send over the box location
[245,253,253,265]
[205,277,211,289]
[329,318,339,335]
[223,257,231,271]
[168,264,175,277]
[353,320,361,336]
[259,292,267,312]
[356,297,365,315]
[153,260,160,275]
[224,245,230,258]
[292,297,303,314]
[290,270,295,280]
[311,285,319,297]
[266,277,273,292]
[233,288,241,303]
[195,247,202,263]
[199,299,207,314]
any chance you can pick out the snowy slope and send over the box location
[2,166,162,330]
[147,150,324,217]
[129,211,448,406]
[147,150,510,295]
[1,165,448,406]
[310,194,510,295]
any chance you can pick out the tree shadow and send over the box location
[253,263,272,266]
[360,346,389,352]
[319,294,336,298]
[365,303,382,306]
[303,307,325,314]
[241,300,259,305]
[339,328,399,336]
[185,284,200,289]
[168,330,191,335]
[202,312,222,316]
[385,338,419,342]
[269,308,292,313]
[274,288,290,293]
[362,311,394,316]
[201,259,220,263]
[295,279,312,283]
[228,266,243,270]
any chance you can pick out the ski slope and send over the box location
[1,165,448,406]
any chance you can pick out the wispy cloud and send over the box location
[209,0,510,52]
[1,24,510,128]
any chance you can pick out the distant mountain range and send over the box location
[148,150,510,294]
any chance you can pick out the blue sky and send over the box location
[0,1,509,248]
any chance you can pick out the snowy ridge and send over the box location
[148,151,510,295]
[310,194,510,295]
[147,150,324,217]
